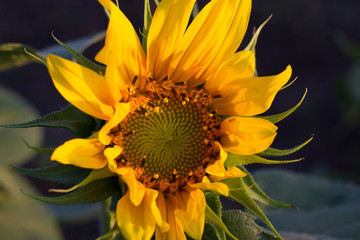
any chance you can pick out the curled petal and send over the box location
[219,117,278,155]
[116,189,164,240]
[51,138,107,169]
[190,176,229,196]
[99,102,131,145]
[212,65,292,116]
[174,187,206,239]
[205,142,246,181]
[47,54,115,120]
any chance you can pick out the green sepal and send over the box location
[49,166,113,193]
[239,166,296,209]
[192,2,200,19]
[22,139,54,155]
[13,163,91,185]
[96,227,123,240]
[205,204,237,240]
[280,76,298,90]
[224,153,302,167]
[0,43,46,72]
[0,105,96,138]
[245,15,272,52]
[51,33,105,75]
[142,0,153,52]
[22,177,120,205]
[203,192,226,240]
[222,177,283,239]
[260,89,307,124]
[258,136,313,157]
[153,0,159,5]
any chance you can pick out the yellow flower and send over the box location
[47,0,292,239]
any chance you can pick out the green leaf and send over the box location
[258,136,313,157]
[13,163,91,185]
[253,169,360,239]
[222,177,283,239]
[222,210,268,240]
[240,166,295,209]
[0,104,96,138]
[205,191,222,216]
[224,153,302,167]
[0,166,62,240]
[50,166,113,193]
[142,0,153,52]
[0,86,43,165]
[245,15,272,52]
[205,204,237,240]
[51,33,105,75]
[261,89,307,124]
[23,177,120,205]
[203,192,226,240]
[0,43,46,72]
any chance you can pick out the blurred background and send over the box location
[0,0,359,239]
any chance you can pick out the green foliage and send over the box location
[253,169,360,240]
[204,192,227,240]
[222,176,283,239]
[0,166,62,240]
[222,210,266,240]
[258,136,313,157]
[0,43,46,71]
[205,204,237,240]
[261,89,307,124]
[1,104,96,138]
[51,33,106,75]
[22,139,54,155]
[240,166,295,209]
[245,15,272,52]
[0,86,43,165]
[142,0,153,52]
[225,153,302,167]
[23,177,120,205]
[13,163,91,185]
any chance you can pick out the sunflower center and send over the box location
[120,98,208,180]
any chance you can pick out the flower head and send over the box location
[47,0,292,239]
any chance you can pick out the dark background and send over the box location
[1,0,359,239]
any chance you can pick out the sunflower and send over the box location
[47,0,292,239]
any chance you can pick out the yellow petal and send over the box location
[175,187,206,239]
[96,0,146,86]
[212,65,292,116]
[99,102,131,145]
[169,0,251,87]
[190,176,229,196]
[147,0,196,80]
[47,54,115,119]
[116,189,161,240]
[204,50,255,94]
[219,116,278,155]
[51,138,107,169]
[205,142,246,181]
[156,194,186,240]
[103,145,123,171]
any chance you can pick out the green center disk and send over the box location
[122,99,208,180]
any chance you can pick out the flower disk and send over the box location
[111,90,221,192]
